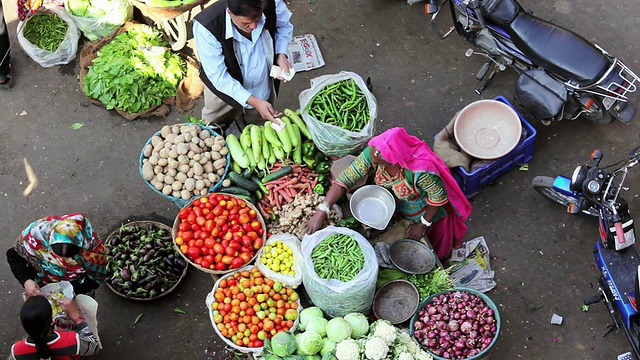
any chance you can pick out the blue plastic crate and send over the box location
[450,96,537,198]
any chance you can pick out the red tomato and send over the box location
[230,257,244,269]
[178,207,190,219]
[253,237,263,250]
[230,242,242,251]
[179,222,191,232]
[187,213,196,224]
[199,231,208,240]
[196,216,206,227]
[194,207,203,217]
[231,224,241,233]
[206,212,215,221]
[213,243,225,255]
[201,260,211,269]
[211,227,220,238]
[186,247,201,259]
[194,230,202,240]
[247,231,258,240]
[195,239,204,248]
[250,221,261,231]
[222,256,234,265]
[205,202,213,210]
[239,214,250,224]
[239,252,252,264]
[193,199,201,207]
[215,262,226,271]
[225,246,236,257]
[204,238,216,248]
[205,220,214,233]
[182,231,194,241]
[191,224,200,231]
[214,253,223,263]
[241,236,252,248]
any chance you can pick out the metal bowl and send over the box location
[388,239,437,274]
[349,185,396,230]
[372,279,420,324]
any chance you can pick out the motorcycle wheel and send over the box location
[579,97,615,125]
[531,176,599,217]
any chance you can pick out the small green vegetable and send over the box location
[23,13,68,52]
[311,234,364,282]
[173,307,186,314]
[314,162,330,174]
[134,313,144,324]
[71,123,85,130]
[406,267,454,300]
[313,184,326,195]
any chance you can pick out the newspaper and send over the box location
[287,34,325,72]
[446,236,496,292]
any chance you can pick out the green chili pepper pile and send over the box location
[311,233,364,282]
[22,13,68,52]
[305,78,370,132]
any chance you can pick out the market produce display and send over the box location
[255,163,328,214]
[256,234,304,287]
[412,290,499,359]
[268,193,340,239]
[173,193,265,273]
[142,0,199,8]
[22,13,69,52]
[82,24,186,113]
[260,239,296,276]
[311,233,364,282]
[262,307,433,360]
[305,78,370,132]
[140,123,229,202]
[207,267,300,351]
[105,221,188,300]
[67,0,119,18]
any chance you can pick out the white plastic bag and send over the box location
[75,294,102,349]
[205,265,301,356]
[17,5,81,67]
[301,226,378,318]
[298,71,377,157]
[64,0,132,41]
[255,233,304,287]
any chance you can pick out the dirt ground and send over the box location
[1,0,640,359]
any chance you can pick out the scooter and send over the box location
[427,0,640,125]
[531,143,640,359]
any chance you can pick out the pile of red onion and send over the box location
[412,290,498,359]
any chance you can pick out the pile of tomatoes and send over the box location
[175,193,265,271]
[211,267,299,348]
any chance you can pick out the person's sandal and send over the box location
[0,74,13,90]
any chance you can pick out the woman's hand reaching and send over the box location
[305,211,327,235]
[23,279,43,296]
[59,297,84,324]
[406,222,428,240]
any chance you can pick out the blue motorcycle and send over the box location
[428,0,640,125]
[532,144,639,359]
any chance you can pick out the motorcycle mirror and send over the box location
[465,49,474,58]
[591,149,603,166]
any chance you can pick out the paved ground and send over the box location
[1,0,640,359]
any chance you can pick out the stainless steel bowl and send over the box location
[349,185,396,230]
[388,239,437,274]
[372,279,420,324]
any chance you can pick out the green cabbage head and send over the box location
[271,331,297,356]
[297,330,323,355]
[299,307,324,331]
[326,317,352,343]
[343,312,369,338]
[306,317,329,337]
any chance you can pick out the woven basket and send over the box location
[172,194,267,275]
[105,220,188,301]
[139,123,231,208]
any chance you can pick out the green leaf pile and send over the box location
[82,25,186,113]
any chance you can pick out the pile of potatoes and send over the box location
[141,124,229,201]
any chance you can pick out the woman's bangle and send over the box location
[420,216,432,227]
[317,202,330,213]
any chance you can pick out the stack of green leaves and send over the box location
[23,13,69,52]
[82,25,185,113]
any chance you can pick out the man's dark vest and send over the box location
[194,0,280,110]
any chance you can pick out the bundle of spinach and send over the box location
[83,25,185,113]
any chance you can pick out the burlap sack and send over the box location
[433,112,473,172]
[79,21,203,121]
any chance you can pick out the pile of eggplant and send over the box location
[105,222,187,299]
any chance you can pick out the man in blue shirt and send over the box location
[193,0,293,128]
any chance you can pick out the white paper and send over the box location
[446,236,496,292]
[270,65,296,81]
[287,34,325,72]
[271,118,286,132]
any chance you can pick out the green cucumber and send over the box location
[217,186,251,197]
[251,175,269,194]
[227,172,259,191]
[241,168,253,179]
[261,166,294,183]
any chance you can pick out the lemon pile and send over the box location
[260,240,295,275]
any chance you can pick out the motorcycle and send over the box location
[531,143,640,359]
[427,0,640,125]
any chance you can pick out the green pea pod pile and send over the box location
[305,78,370,132]
[23,13,69,52]
[311,233,364,282]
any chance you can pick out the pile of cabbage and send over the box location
[262,306,432,360]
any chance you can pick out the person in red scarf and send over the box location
[306,127,472,259]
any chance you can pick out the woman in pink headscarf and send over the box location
[306,127,472,259]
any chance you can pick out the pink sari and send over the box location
[369,127,472,259]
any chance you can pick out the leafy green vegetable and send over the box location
[271,331,297,356]
[325,318,352,343]
[82,25,185,113]
[406,267,454,301]
[296,331,323,356]
[71,123,85,129]
[343,312,368,339]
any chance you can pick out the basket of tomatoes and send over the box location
[172,193,266,274]
[205,265,301,355]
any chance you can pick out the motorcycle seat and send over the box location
[505,12,610,86]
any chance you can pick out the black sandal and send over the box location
[0,74,13,90]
